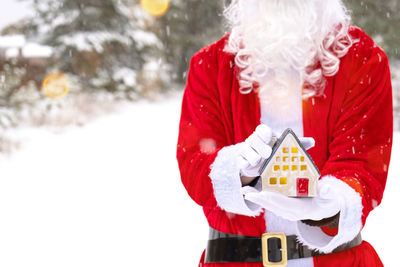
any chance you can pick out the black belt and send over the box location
[205,227,362,266]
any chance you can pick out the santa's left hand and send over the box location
[241,182,341,221]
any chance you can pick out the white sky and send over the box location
[0,0,32,31]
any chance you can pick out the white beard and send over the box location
[224,0,352,98]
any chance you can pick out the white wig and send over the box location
[224,0,353,97]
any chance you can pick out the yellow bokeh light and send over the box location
[42,73,69,99]
[140,0,170,17]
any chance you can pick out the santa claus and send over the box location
[177,0,393,266]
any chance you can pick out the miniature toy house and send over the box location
[259,129,320,197]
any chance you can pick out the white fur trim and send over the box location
[209,144,263,216]
[264,211,314,267]
[265,211,298,235]
[295,175,363,253]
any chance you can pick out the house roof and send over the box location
[258,128,320,177]
[0,35,25,48]
[0,35,53,58]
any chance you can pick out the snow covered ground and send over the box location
[0,93,399,267]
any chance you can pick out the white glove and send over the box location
[237,124,273,178]
[241,181,341,221]
[238,124,316,178]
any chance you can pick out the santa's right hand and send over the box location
[237,124,273,178]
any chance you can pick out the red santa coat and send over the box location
[177,27,392,266]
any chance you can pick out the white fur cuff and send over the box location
[209,144,263,217]
[295,175,363,253]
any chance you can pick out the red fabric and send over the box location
[321,227,338,237]
[177,27,392,266]
[314,241,383,267]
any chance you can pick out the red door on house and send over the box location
[296,178,309,197]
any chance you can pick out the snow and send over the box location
[141,60,163,82]
[0,93,399,266]
[49,10,80,31]
[22,43,53,58]
[362,131,400,265]
[0,35,53,58]
[113,68,137,87]
[0,92,208,267]
[58,31,132,53]
[5,47,19,58]
[0,35,25,48]
[132,30,162,49]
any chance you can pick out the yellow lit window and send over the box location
[270,177,277,185]
[283,156,289,162]
[274,165,280,171]
[301,165,307,171]
[292,156,298,162]
[283,165,289,171]
[283,147,289,153]
[292,165,298,171]
[291,147,298,153]
[276,156,281,162]
[280,177,287,185]
[300,156,305,162]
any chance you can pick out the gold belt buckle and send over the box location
[261,232,288,267]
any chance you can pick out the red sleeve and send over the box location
[177,44,266,217]
[296,34,393,253]
[176,46,226,208]
[321,42,393,226]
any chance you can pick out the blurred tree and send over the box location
[2,0,398,98]
[23,0,167,96]
[159,0,226,83]
[344,0,400,59]
[160,0,400,84]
